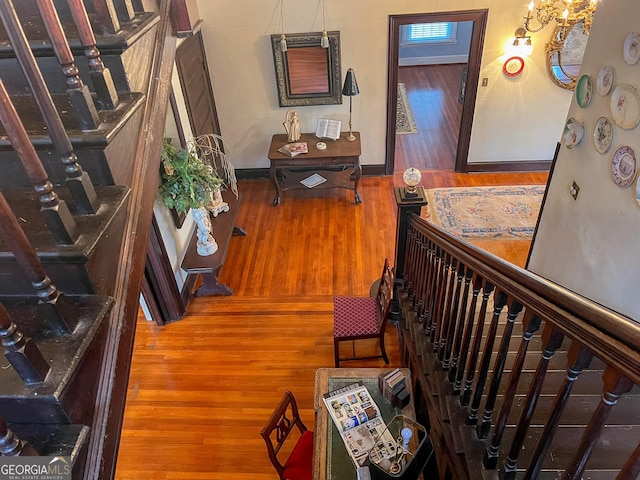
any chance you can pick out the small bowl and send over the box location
[563,117,584,149]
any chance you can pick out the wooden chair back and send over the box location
[260,390,309,479]
[375,258,395,330]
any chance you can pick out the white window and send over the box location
[402,22,458,45]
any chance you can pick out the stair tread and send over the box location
[0,294,113,423]
[0,185,129,258]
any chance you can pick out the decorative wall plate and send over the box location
[609,84,640,129]
[623,32,640,66]
[593,116,613,154]
[576,75,593,108]
[610,145,637,188]
[503,56,525,77]
[596,65,614,96]
[563,117,584,149]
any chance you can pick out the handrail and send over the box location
[406,213,640,384]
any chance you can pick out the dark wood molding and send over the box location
[235,166,387,180]
[466,160,553,173]
[385,10,489,175]
[363,164,386,176]
[84,0,177,477]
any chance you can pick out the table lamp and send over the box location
[342,68,359,141]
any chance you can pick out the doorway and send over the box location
[385,10,488,174]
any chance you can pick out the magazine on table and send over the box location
[277,142,308,157]
[322,382,394,467]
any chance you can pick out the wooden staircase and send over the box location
[0,0,175,478]
[393,198,640,479]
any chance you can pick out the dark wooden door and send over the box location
[175,30,222,138]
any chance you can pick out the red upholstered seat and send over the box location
[333,259,395,367]
[283,430,314,480]
[260,391,314,480]
[333,296,380,337]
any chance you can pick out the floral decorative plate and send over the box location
[503,56,525,77]
[610,146,637,188]
[593,116,613,154]
[609,84,640,130]
[576,75,593,108]
[623,32,640,66]
[563,117,584,149]
[596,65,614,96]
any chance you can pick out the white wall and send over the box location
[528,0,640,321]
[194,0,573,168]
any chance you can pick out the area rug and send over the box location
[396,83,417,134]
[423,185,546,239]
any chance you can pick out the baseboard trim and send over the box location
[466,160,552,173]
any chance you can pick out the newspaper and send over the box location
[322,382,394,467]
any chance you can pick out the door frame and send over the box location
[385,10,488,174]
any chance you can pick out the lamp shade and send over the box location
[342,68,359,96]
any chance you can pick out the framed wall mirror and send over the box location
[546,21,588,90]
[270,31,342,107]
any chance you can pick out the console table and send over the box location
[181,193,245,296]
[267,132,362,205]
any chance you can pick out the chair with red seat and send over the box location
[333,258,395,367]
[260,390,314,480]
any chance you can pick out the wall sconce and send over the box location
[513,27,531,48]
[524,0,598,34]
[509,27,533,57]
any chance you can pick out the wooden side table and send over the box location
[267,132,362,205]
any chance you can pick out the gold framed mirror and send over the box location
[545,21,588,90]
[270,31,342,107]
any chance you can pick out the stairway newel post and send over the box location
[394,186,427,283]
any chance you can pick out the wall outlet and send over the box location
[482,77,488,86]
[570,181,580,200]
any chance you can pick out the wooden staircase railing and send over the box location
[393,192,640,480]
[0,0,173,478]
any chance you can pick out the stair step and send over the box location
[0,185,130,295]
[0,8,159,94]
[0,92,145,187]
[460,424,639,479]
[0,294,113,424]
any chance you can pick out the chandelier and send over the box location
[524,0,598,34]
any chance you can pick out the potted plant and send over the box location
[159,139,225,256]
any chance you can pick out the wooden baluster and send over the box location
[67,0,120,109]
[440,262,466,368]
[618,441,640,479]
[35,0,101,130]
[89,0,121,35]
[460,281,494,406]
[407,232,420,306]
[561,368,634,480]
[483,311,542,467]
[0,192,78,334]
[0,418,39,456]
[425,245,444,342]
[452,274,482,393]
[446,266,472,376]
[430,252,452,349]
[113,0,135,23]
[517,340,593,480]
[435,257,457,359]
[477,298,523,438]
[0,80,77,245]
[0,0,98,215]
[465,289,508,425]
[413,238,429,316]
[401,226,416,297]
[0,301,50,384]
[418,238,435,325]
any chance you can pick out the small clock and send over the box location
[503,56,525,77]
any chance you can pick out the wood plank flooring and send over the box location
[115,173,547,479]
[395,64,466,172]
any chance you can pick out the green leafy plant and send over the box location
[158,139,224,214]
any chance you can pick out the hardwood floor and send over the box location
[115,174,547,479]
[395,64,466,172]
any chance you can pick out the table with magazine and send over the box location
[267,132,362,205]
[313,368,415,480]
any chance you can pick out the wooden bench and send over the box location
[181,193,245,296]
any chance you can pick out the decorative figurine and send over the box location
[283,109,301,142]
[192,207,218,256]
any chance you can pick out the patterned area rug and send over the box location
[396,83,417,134]
[423,185,546,239]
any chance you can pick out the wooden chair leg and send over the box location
[334,338,340,367]
[380,335,389,364]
